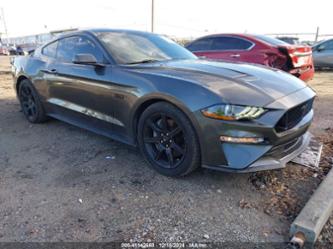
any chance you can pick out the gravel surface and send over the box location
[0,56,332,245]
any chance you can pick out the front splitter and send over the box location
[202,132,311,173]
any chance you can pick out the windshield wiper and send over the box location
[125,59,161,65]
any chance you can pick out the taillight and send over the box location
[289,51,299,65]
[278,46,312,68]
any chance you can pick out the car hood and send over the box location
[125,59,308,107]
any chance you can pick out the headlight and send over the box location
[201,104,266,121]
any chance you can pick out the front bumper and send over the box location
[195,87,315,173]
[203,132,311,173]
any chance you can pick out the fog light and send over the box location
[220,136,264,144]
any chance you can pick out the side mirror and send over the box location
[73,53,99,65]
[317,45,325,52]
[27,49,35,55]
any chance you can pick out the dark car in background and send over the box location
[186,34,314,82]
[15,46,24,55]
[20,43,38,55]
[11,29,315,177]
[312,38,333,69]
[0,44,35,56]
[2,44,17,55]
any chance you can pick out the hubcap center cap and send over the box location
[160,134,172,146]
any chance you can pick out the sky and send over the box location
[0,0,331,39]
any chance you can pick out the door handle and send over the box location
[230,54,240,58]
[49,69,57,74]
[42,69,57,74]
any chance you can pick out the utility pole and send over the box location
[315,26,320,43]
[0,8,8,44]
[151,0,154,33]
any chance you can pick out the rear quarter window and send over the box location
[42,41,58,58]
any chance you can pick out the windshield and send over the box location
[95,31,197,64]
[254,35,289,46]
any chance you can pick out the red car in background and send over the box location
[185,34,314,82]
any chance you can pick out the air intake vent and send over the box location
[275,98,314,132]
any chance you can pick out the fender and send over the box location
[129,92,205,150]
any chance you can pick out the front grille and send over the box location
[275,98,314,132]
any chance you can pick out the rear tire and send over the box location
[18,79,48,123]
[137,102,201,177]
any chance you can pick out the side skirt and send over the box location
[46,105,136,147]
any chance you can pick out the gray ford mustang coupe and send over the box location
[11,29,315,176]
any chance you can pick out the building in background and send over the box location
[0,28,77,54]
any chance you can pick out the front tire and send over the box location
[18,79,47,123]
[137,102,201,177]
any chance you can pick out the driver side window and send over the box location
[57,36,104,63]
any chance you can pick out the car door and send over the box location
[313,40,333,67]
[45,35,126,137]
[33,40,59,103]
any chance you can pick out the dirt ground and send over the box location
[0,55,332,245]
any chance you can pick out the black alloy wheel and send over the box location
[18,79,47,123]
[138,102,200,176]
[143,112,186,169]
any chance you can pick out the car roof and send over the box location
[57,28,154,39]
[192,33,257,40]
[188,33,291,48]
[41,28,156,49]
[186,33,264,47]
[189,33,268,46]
